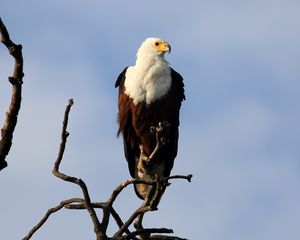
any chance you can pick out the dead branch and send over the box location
[167,174,193,182]
[22,198,84,240]
[121,228,174,240]
[51,99,106,240]
[0,18,24,171]
[23,100,192,240]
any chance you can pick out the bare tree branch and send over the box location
[167,174,193,182]
[51,99,106,240]
[66,202,130,235]
[22,198,84,240]
[23,100,192,240]
[0,18,24,171]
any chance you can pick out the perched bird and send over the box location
[115,37,185,200]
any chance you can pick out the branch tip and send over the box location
[187,174,193,182]
[68,99,74,106]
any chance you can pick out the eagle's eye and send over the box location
[155,42,159,46]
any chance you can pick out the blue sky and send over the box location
[1,1,300,239]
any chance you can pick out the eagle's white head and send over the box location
[136,37,171,60]
[125,37,172,105]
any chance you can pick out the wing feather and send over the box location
[115,67,139,178]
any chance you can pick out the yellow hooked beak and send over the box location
[155,40,171,54]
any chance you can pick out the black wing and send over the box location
[115,67,139,178]
[162,68,185,176]
[170,67,185,103]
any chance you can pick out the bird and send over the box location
[115,37,185,200]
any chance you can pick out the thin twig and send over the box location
[22,198,84,240]
[167,174,193,182]
[51,99,106,240]
[114,205,154,238]
[65,202,106,210]
[66,202,132,236]
[0,18,24,171]
[112,178,160,238]
[103,178,157,236]
[107,178,156,207]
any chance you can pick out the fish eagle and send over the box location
[115,37,185,199]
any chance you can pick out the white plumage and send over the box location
[124,37,172,105]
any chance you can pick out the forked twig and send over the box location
[51,99,105,240]
[22,198,84,240]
